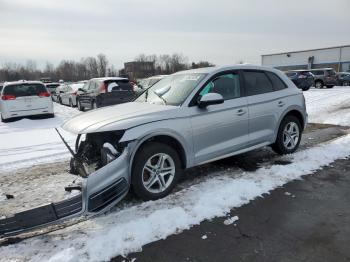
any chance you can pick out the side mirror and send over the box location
[59,90,64,94]
[198,93,224,108]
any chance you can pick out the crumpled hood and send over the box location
[62,102,180,134]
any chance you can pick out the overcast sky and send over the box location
[0,0,349,69]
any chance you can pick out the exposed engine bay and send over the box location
[70,130,126,177]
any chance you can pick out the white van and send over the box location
[0,81,54,122]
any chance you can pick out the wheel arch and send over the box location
[273,107,306,143]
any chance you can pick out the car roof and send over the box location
[3,80,44,86]
[309,68,334,71]
[91,77,128,81]
[173,64,282,75]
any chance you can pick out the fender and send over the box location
[273,105,307,142]
[120,118,194,170]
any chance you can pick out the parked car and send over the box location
[337,72,350,86]
[0,81,54,122]
[307,68,337,88]
[63,65,307,205]
[76,77,135,111]
[137,75,168,92]
[44,82,60,97]
[285,70,314,91]
[57,83,84,107]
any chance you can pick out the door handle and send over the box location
[236,109,246,116]
[278,101,285,107]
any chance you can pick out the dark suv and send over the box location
[76,77,135,111]
[337,72,350,86]
[285,70,314,91]
[308,68,337,88]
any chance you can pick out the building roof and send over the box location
[262,44,350,57]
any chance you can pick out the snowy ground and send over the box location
[1,86,350,261]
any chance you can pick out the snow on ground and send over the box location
[1,133,350,261]
[1,87,350,261]
[0,104,79,172]
[304,86,350,126]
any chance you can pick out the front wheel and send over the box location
[315,81,323,89]
[132,142,182,201]
[343,81,349,86]
[272,115,302,155]
[77,100,85,111]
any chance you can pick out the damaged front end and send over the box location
[0,130,132,238]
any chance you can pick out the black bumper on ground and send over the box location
[0,194,83,237]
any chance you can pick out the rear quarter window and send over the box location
[106,80,132,91]
[266,72,287,91]
[3,84,47,97]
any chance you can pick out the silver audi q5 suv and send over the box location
[63,64,307,202]
[0,65,308,236]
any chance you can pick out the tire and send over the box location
[132,142,183,201]
[92,101,98,109]
[315,81,323,89]
[343,81,349,86]
[302,86,310,91]
[47,113,55,118]
[77,100,85,111]
[272,115,302,155]
[1,115,8,123]
[326,85,334,88]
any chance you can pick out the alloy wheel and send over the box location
[142,153,176,193]
[283,122,300,150]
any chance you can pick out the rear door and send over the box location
[243,70,286,146]
[79,81,94,107]
[2,83,50,112]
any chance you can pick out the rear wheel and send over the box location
[315,81,323,89]
[302,86,310,91]
[272,115,302,155]
[343,81,349,86]
[326,85,334,88]
[132,142,182,201]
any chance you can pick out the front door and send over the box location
[189,71,249,165]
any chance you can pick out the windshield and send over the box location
[135,73,206,106]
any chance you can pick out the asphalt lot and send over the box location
[113,125,350,262]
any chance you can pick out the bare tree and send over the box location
[97,53,108,77]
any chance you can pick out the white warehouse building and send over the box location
[262,45,350,72]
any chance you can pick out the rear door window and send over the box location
[326,70,336,76]
[243,70,274,96]
[3,83,47,97]
[265,72,287,91]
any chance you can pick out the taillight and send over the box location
[72,91,77,96]
[100,83,107,93]
[38,92,50,97]
[1,95,16,100]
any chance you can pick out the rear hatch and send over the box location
[325,70,337,84]
[2,83,51,112]
[98,79,135,106]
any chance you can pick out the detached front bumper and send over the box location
[0,147,131,238]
